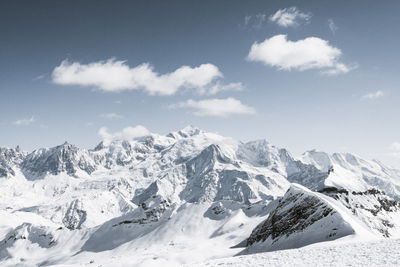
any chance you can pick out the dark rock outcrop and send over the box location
[240,184,354,254]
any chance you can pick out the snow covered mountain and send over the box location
[299,150,400,200]
[21,142,96,179]
[240,184,357,254]
[0,126,400,266]
[241,184,400,255]
[0,146,26,178]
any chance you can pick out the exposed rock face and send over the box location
[115,196,171,226]
[203,200,266,220]
[21,142,96,179]
[242,184,355,254]
[320,187,400,237]
[0,147,25,177]
[247,196,333,246]
[62,200,87,230]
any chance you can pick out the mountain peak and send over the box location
[167,125,203,139]
[53,141,76,151]
[21,141,96,179]
[178,125,202,137]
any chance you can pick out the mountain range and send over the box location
[1,126,400,266]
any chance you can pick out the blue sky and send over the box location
[1,0,400,167]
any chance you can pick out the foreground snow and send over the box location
[191,238,400,267]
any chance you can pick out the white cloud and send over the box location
[361,90,384,100]
[13,116,35,126]
[33,73,46,81]
[247,34,354,75]
[98,125,150,145]
[204,82,244,95]
[114,100,122,104]
[269,7,311,27]
[244,14,267,29]
[390,142,400,151]
[389,142,400,158]
[170,97,256,117]
[328,19,338,35]
[244,15,251,26]
[321,62,357,76]
[100,112,123,119]
[52,59,232,95]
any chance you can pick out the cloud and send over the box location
[247,34,355,75]
[361,90,384,100]
[169,97,256,117]
[328,19,338,35]
[244,15,251,26]
[244,14,267,29]
[269,7,311,27]
[98,125,150,145]
[320,63,357,76]
[52,59,237,96]
[100,112,123,119]
[204,82,244,95]
[13,116,35,126]
[33,73,47,81]
[114,100,122,104]
[389,142,400,158]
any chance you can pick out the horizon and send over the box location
[1,124,395,170]
[1,0,400,168]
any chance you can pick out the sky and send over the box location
[0,0,400,167]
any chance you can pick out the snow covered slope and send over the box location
[299,150,400,200]
[240,184,400,255]
[190,238,400,267]
[0,126,399,266]
[319,187,400,238]
[240,184,357,254]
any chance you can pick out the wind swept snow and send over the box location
[190,238,400,267]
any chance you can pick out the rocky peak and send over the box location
[21,142,96,179]
[0,146,26,177]
[241,184,355,254]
